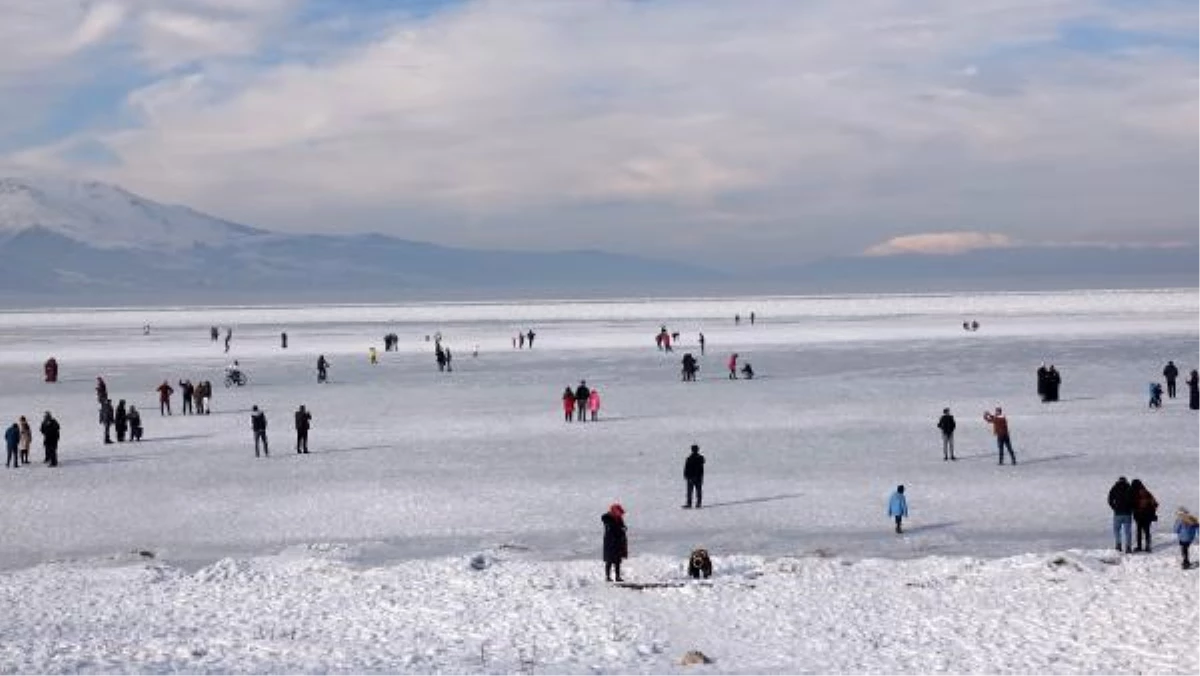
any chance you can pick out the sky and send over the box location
[0,0,1196,269]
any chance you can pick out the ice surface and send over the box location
[0,288,1196,673]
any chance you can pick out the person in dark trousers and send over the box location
[178,380,194,415]
[18,416,31,464]
[1174,508,1198,569]
[888,485,908,534]
[40,412,60,467]
[1131,479,1159,552]
[99,398,114,444]
[728,353,738,380]
[251,406,269,458]
[5,422,19,469]
[1163,361,1179,398]
[1189,369,1200,411]
[750,312,756,325]
[1036,363,1048,401]
[445,347,453,372]
[698,332,705,355]
[95,376,108,404]
[574,381,590,422]
[211,326,219,342]
[684,444,705,509]
[1108,476,1134,553]
[937,408,957,461]
[527,330,536,348]
[294,405,311,454]
[1045,366,1061,402]
[128,406,142,441]
[1149,382,1164,408]
[157,381,174,416]
[281,332,288,349]
[435,344,446,372]
[983,407,1016,465]
[317,355,329,383]
[224,328,232,353]
[562,388,575,422]
[114,400,128,442]
[681,353,698,381]
[601,503,628,582]
[44,357,58,383]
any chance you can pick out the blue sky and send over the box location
[0,0,1195,266]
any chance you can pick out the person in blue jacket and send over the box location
[888,485,908,534]
[1174,507,1199,569]
[4,422,19,469]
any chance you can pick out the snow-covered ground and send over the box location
[0,288,1196,673]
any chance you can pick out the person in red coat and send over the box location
[727,353,739,380]
[156,381,175,416]
[561,387,576,422]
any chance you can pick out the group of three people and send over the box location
[561,381,601,422]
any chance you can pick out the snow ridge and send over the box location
[0,177,263,251]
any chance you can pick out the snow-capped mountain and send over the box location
[0,177,263,251]
[0,177,716,304]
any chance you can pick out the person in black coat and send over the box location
[251,406,269,458]
[601,503,628,582]
[1163,361,1179,399]
[1108,477,1134,553]
[40,412,60,467]
[294,405,311,454]
[128,406,143,441]
[1036,363,1048,401]
[684,444,705,508]
[317,355,329,383]
[574,381,591,423]
[1189,369,1200,411]
[114,400,128,442]
[937,408,957,461]
[681,353,698,381]
[99,399,114,444]
[1045,366,1061,402]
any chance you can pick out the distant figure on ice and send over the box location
[1189,370,1200,411]
[99,398,114,444]
[750,312,756,325]
[95,377,108,404]
[684,444,705,509]
[734,314,740,326]
[281,332,288,349]
[574,381,591,422]
[156,381,174,416]
[562,387,575,422]
[445,347,453,372]
[1131,479,1158,553]
[937,408,957,461]
[435,344,446,371]
[587,388,601,421]
[44,357,58,383]
[251,406,269,458]
[224,328,232,353]
[1149,382,1164,409]
[681,353,698,381]
[210,326,219,342]
[40,412,60,467]
[369,347,378,365]
[143,324,150,336]
[5,422,19,469]
[178,380,195,415]
[983,407,1016,465]
[18,416,31,464]
[317,355,329,383]
[1108,477,1134,554]
[601,503,628,582]
[740,363,754,380]
[294,405,311,454]
[727,353,738,380]
[196,381,212,414]
[128,406,143,441]
[698,332,706,355]
[518,333,525,349]
[970,320,979,331]
[888,485,908,534]
[114,400,128,442]
[1044,366,1061,402]
[527,330,536,348]
[1163,360,1179,399]
[1174,508,1198,569]
[1037,363,1048,401]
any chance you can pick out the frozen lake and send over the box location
[0,289,1196,571]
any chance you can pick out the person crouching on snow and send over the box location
[1175,508,1199,569]
[888,485,908,534]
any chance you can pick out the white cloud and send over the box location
[1,0,1196,267]
[865,232,1014,256]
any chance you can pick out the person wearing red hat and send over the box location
[602,503,628,582]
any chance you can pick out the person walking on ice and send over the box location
[251,406,269,458]
[561,387,575,422]
[294,405,311,454]
[1163,360,1179,399]
[587,388,601,421]
[317,355,329,383]
[574,381,590,423]
[888,485,908,534]
[728,353,738,380]
[156,381,174,416]
[983,407,1016,465]
[1174,508,1198,569]
[1108,476,1134,554]
[937,408,957,461]
[683,444,705,509]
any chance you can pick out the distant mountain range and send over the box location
[0,177,1193,306]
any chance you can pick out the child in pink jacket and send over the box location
[588,389,601,421]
